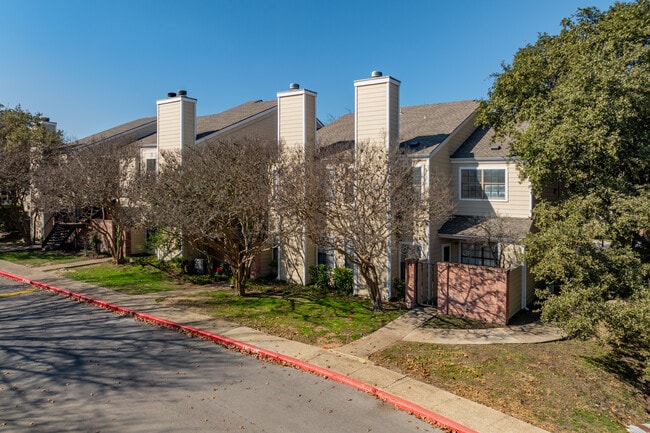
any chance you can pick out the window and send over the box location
[441,244,451,262]
[317,246,336,269]
[145,158,157,173]
[460,168,506,200]
[412,166,423,199]
[461,242,498,267]
[344,241,354,269]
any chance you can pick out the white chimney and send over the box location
[156,90,196,163]
[277,83,317,158]
[354,71,400,152]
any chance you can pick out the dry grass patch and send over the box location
[370,340,648,433]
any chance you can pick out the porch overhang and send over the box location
[438,215,532,242]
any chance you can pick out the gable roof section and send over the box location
[400,101,478,155]
[71,117,156,149]
[195,100,277,141]
[75,100,278,149]
[316,100,479,155]
[451,126,511,159]
[135,99,278,146]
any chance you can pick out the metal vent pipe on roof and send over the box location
[289,83,300,90]
[371,70,383,77]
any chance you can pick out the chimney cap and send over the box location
[371,70,383,78]
[42,117,50,122]
[178,89,187,96]
[289,83,300,90]
[167,92,177,98]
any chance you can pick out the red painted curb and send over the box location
[0,270,479,433]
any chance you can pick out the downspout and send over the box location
[521,253,528,311]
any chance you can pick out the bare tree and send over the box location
[475,215,529,268]
[145,136,278,296]
[35,139,142,263]
[278,144,454,311]
[0,105,63,241]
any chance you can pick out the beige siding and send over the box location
[356,84,388,146]
[181,100,195,149]
[157,96,196,164]
[453,162,532,218]
[305,238,316,283]
[305,95,316,150]
[279,223,308,285]
[388,81,399,145]
[279,95,304,148]
[507,265,523,321]
[276,88,317,286]
[158,102,181,153]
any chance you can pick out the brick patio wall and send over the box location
[437,262,510,326]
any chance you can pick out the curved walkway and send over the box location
[336,307,565,359]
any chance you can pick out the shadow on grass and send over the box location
[584,348,650,396]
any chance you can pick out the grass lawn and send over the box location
[370,340,649,433]
[165,284,404,347]
[60,261,405,346]
[0,249,97,266]
[61,262,189,294]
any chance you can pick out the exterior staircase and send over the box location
[41,220,86,250]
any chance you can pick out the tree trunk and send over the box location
[233,261,247,296]
[358,263,383,312]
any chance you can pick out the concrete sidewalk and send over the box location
[0,259,553,433]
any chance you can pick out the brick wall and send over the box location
[437,262,509,325]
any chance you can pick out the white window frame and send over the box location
[316,245,336,270]
[458,166,508,201]
[412,164,424,200]
[460,242,500,267]
[441,243,451,262]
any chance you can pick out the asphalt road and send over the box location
[0,278,443,433]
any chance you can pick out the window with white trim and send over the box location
[460,168,506,200]
[412,166,423,200]
[441,244,451,262]
[317,246,336,270]
[145,158,157,173]
[461,242,498,267]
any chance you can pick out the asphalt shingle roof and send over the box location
[451,126,512,159]
[316,100,479,155]
[77,100,278,147]
[438,215,532,241]
[73,117,156,147]
[195,100,277,141]
[134,99,277,146]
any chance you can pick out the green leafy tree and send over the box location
[477,1,650,390]
[0,104,63,241]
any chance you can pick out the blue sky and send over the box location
[1,0,617,140]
